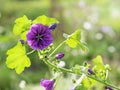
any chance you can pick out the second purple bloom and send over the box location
[40,79,54,90]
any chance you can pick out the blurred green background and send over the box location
[0,0,120,90]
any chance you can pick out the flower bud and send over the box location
[49,24,57,30]
[88,68,95,75]
[105,86,113,90]
[19,39,24,44]
[55,52,64,59]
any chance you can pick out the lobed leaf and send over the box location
[6,42,31,74]
[65,29,87,51]
[33,15,59,26]
[13,15,32,40]
[82,77,96,89]
[93,55,105,70]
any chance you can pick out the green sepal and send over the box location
[6,42,31,74]
[33,15,59,26]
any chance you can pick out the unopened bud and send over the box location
[55,52,64,59]
[19,39,24,44]
[49,24,57,30]
[105,86,113,90]
[88,68,95,75]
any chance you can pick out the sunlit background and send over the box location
[0,0,120,90]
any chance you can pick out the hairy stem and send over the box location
[27,50,35,55]
[49,40,66,57]
[74,73,86,88]
[39,41,120,90]
[42,58,120,90]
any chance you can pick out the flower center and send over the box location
[36,34,43,41]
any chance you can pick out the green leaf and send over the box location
[82,77,96,89]
[33,15,59,26]
[93,55,105,70]
[105,64,111,70]
[20,31,28,40]
[13,15,32,40]
[65,29,87,51]
[92,55,108,80]
[72,65,82,74]
[6,42,31,74]
[76,84,87,90]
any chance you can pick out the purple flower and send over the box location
[27,24,53,50]
[49,24,57,30]
[88,68,95,75]
[55,52,64,59]
[40,79,54,90]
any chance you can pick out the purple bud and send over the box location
[49,24,57,30]
[55,52,64,59]
[40,79,54,90]
[19,39,24,44]
[88,68,94,75]
[105,86,113,90]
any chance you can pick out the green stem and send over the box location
[86,75,120,90]
[27,50,35,55]
[43,59,120,90]
[43,58,72,73]
[49,40,66,57]
[39,41,120,90]
[74,73,86,88]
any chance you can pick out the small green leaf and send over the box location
[13,15,32,40]
[76,84,87,90]
[92,55,108,80]
[65,29,87,51]
[82,77,96,89]
[13,15,31,35]
[93,55,104,70]
[6,42,31,74]
[66,38,78,48]
[33,15,59,26]
[72,65,82,74]
[20,31,28,40]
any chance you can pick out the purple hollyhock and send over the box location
[27,24,53,50]
[40,79,54,90]
[55,52,64,59]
